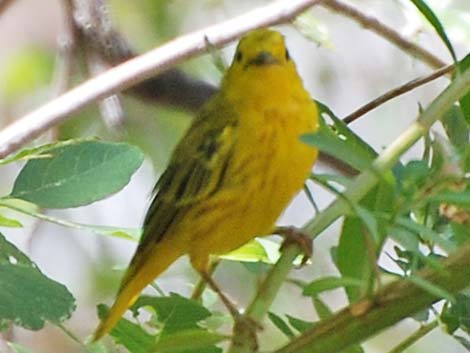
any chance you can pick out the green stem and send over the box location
[57,324,91,353]
[387,320,439,353]
[0,199,89,231]
[274,245,470,353]
[0,198,139,240]
[227,63,470,353]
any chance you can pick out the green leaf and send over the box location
[221,238,277,264]
[85,340,108,353]
[336,216,372,302]
[409,0,456,62]
[312,297,332,319]
[396,217,457,253]
[268,312,295,338]
[311,173,352,188]
[388,226,420,252]
[134,294,211,334]
[395,160,431,198]
[301,101,377,172]
[441,294,470,334]
[457,54,470,124]
[97,304,154,353]
[0,213,22,228]
[311,297,365,353]
[286,315,313,333]
[442,104,469,147]
[153,329,225,353]
[10,140,144,208]
[0,233,75,330]
[354,205,380,244]
[431,190,470,208]
[303,276,364,297]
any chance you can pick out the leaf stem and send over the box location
[57,324,91,353]
[387,320,439,353]
[0,198,139,240]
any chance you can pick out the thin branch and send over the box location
[74,0,126,131]
[274,245,470,353]
[387,320,439,353]
[343,64,454,124]
[322,0,447,70]
[227,61,470,353]
[70,0,217,112]
[51,0,77,129]
[0,0,324,159]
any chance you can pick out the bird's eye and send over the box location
[236,51,243,62]
[285,49,290,60]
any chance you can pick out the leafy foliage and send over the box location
[10,140,144,208]
[1,1,470,353]
[0,233,75,330]
[98,294,224,353]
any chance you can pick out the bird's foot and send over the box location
[276,226,313,266]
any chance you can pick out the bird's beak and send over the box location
[248,51,279,66]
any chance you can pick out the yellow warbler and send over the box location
[93,29,319,340]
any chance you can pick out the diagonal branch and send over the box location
[343,64,454,124]
[322,0,447,69]
[0,0,324,159]
[275,244,470,353]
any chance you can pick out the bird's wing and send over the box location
[140,102,238,247]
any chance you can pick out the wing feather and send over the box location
[140,102,238,248]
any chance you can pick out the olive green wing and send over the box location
[140,104,238,247]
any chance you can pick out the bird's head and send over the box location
[229,29,293,72]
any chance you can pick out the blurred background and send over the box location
[0,0,469,352]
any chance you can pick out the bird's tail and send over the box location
[92,240,183,341]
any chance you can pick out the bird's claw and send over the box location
[276,226,313,266]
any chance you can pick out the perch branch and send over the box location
[275,245,470,353]
[0,0,324,158]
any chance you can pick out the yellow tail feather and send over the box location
[92,240,183,341]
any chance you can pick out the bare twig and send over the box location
[70,0,215,113]
[54,0,77,97]
[0,0,324,158]
[322,0,447,70]
[344,64,454,124]
[73,0,126,130]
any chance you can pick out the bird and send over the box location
[93,28,319,340]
